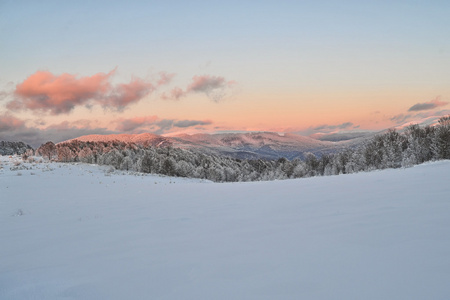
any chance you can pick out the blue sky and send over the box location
[1,0,450,146]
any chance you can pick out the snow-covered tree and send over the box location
[37,142,57,161]
[432,116,450,159]
[57,146,75,162]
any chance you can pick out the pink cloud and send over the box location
[7,69,168,115]
[101,78,155,111]
[8,70,113,114]
[0,113,26,132]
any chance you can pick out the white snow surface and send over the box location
[1,156,450,299]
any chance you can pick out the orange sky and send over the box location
[1,1,450,146]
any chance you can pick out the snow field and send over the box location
[1,156,450,299]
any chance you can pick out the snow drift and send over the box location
[1,156,450,299]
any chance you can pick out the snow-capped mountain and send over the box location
[64,131,363,159]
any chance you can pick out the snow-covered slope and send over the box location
[1,156,450,299]
[65,132,353,159]
[169,132,334,159]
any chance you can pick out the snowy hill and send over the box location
[172,132,339,159]
[65,132,356,159]
[1,156,450,299]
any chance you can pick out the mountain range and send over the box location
[65,131,373,160]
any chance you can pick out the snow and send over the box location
[64,131,339,159]
[1,156,450,299]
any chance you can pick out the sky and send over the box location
[1,0,450,147]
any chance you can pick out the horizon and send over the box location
[0,117,447,149]
[1,1,450,147]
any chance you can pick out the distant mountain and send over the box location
[311,131,377,142]
[170,132,352,159]
[64,131,364,160]
[0,141,33,156]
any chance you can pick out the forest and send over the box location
[33,116,450,182]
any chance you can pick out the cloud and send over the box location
[389,109,450,129]
[115,116,159,132]
[390,114,413,124]
[6,69,171,115]
[7,70,114,114]
[301,121,372,141]
[174,119,212,128]
[162,74,237,102]
[389,106,450,127]
[313,131,375,142]
[0,116,113,148]
[408,97,448,112]
[156,119,175,131]
[45,119,98,131]
[100,78,155,111]
[187,75,236,102]
[313,122,354,131]
[0,113,26,132]
[294,121,358,136]
[114,116,213,134]
[187,75,228,92]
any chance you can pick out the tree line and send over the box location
[35,116,450,182]
[0,141,33,156]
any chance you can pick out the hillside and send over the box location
[171,132,340,159]
[65,131,358,159]
[1,156,450,299]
